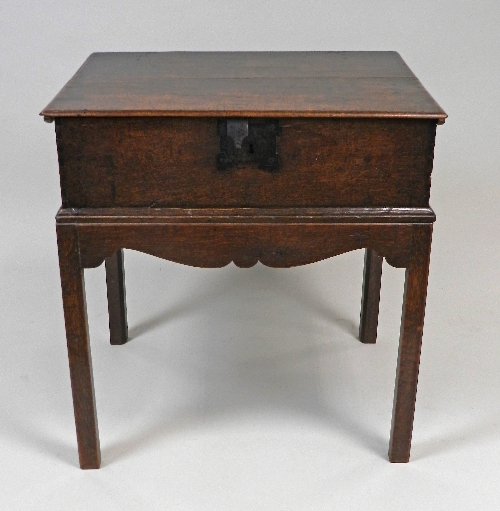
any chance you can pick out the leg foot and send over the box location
[57,225,101,469]
[359,248,383,344]
[389,225,432,462]
[105,249,128,345]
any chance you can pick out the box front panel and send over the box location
[55,117,436,208]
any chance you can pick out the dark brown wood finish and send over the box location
[56,224,100,469]
[359,248,384,344]
[105,250,128,345]
[56,206,436,224]
[389,224,433,462]
[54,117,437,209]
[41,52,446,120]
[56,214,415,270]
[46,52,445,468]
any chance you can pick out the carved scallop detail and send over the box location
[76,223,413,270]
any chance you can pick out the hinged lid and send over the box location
[41,52,447,122]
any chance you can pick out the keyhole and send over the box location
[249,143,254,154]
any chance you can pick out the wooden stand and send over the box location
[56,207,433,468]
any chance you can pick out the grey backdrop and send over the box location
[1,1,499,509]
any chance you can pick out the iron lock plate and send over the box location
[217,119,280,171]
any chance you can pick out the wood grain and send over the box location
[56,224,101,469]
[54,117,437,209]
[46,51,444,466]
[76,223,413,270]
[389,224,433,462]
[55,206,436,224]
[41,52,446,120]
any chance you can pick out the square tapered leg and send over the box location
[389,225,433,463]
[57,225,101,469]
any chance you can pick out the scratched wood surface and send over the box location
[46,51,444,467]
[54,117,436,208]
[41,52,446,120]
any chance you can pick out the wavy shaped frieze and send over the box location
[76,223,413,270]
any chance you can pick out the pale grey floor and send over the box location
[1,1,500,509]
